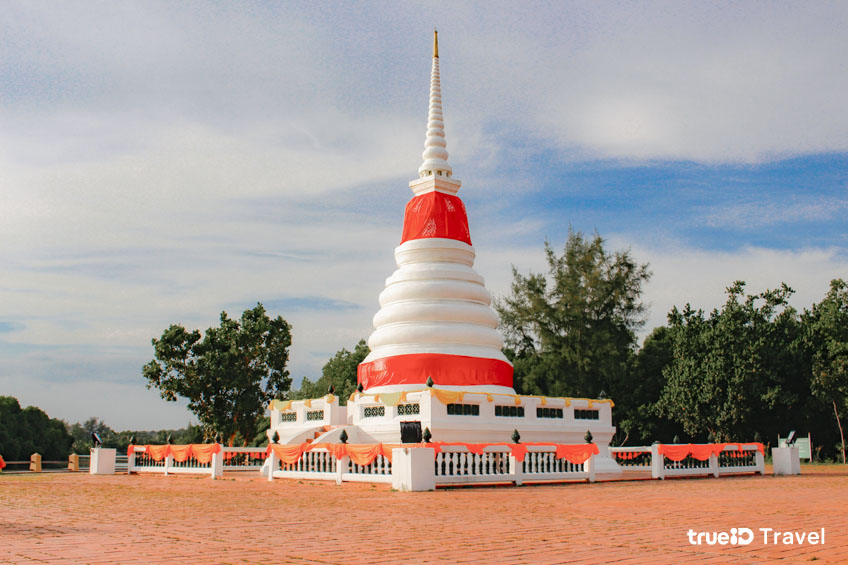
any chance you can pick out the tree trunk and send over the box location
[834,399,846,465]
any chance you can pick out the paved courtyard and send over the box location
[2,465,847,564]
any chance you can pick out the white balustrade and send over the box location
[128,446,223,479]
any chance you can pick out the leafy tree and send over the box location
[293,339,370,405]
[67,417,115,453]
[495,229,651,408]
[657,282,805,442]
[0,396,74,461]
[65,418,204,453]
[623,326,683,444]
[143,303,292,445]
[803,278,848,463]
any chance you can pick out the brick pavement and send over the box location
[1,465,846,564]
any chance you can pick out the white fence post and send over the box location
[163,454,172,476]
[127,449,136,474]
[391,447,435,491]
[509,454,523,486]
[336,456,347,485]
[710,453,719,478]
[266,452,277,482]
[651,444,664,479]
[211,447,223,479]
[586,453,596,483]
[755,449,765,474]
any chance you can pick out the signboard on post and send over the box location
[779,434,812,460]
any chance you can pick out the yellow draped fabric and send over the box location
[378,391,404,406]
[324,394,336,404]
[430,389,464,404]
[269,399,291,411]
[304,399,312,408]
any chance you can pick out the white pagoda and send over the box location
[267,32,620,473]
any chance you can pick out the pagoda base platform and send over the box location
[267,388,621,474]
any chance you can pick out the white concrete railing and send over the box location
[128,446,223,479]
[222,447,268,471]
[265,447,393,485]
[651,443,764,479]
[433,445,594,486]
[264,444,596,490]
[610,446,653,471]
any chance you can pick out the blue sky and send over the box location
[1,1,846,430]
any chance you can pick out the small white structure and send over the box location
[267,31,619,475]
[772,446,801,476]
[391,447,436,491]
[89,447,116,475]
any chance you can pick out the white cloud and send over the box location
[610,239,848,334]
[2,2,847,429]
[701,197,848,229]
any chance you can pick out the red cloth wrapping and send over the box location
[400,191,471,245]
[0,454,6,470]
[357,353,514,390]
[554,443,600,465]
[144,445,171,461]
[126,445,135,458]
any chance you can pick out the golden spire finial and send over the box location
[433,28,439,58]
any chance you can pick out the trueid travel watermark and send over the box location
[687,527,826,546]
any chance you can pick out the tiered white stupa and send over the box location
[267,33,618,473]
[357,31,514,395]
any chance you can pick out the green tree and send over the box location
[803,278,848,463]
[495,229,651,407]
[624,326,683,444]
[657,282,805,442]
[67,417,115,453]
[143,303,292,445]
[0,396,74,461]
[293,339,370,405]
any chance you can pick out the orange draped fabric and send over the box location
[657,444,693,461]
[267,443,306,465]
[190,444,221,464]
[127,445,135,458]
[432,442,487,455]
[138,444,222,463]
[688,444,716,461]
[145,444,171,461]
[555,443,600,464]
[0,454,6,470]
[615,451,646,461]
[264,441,602,467]
[343,444,383,466]
[509,444,528,462]
[169,444,192,463]
[658,443,765,461]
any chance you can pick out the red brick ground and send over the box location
[1,465,846,564]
